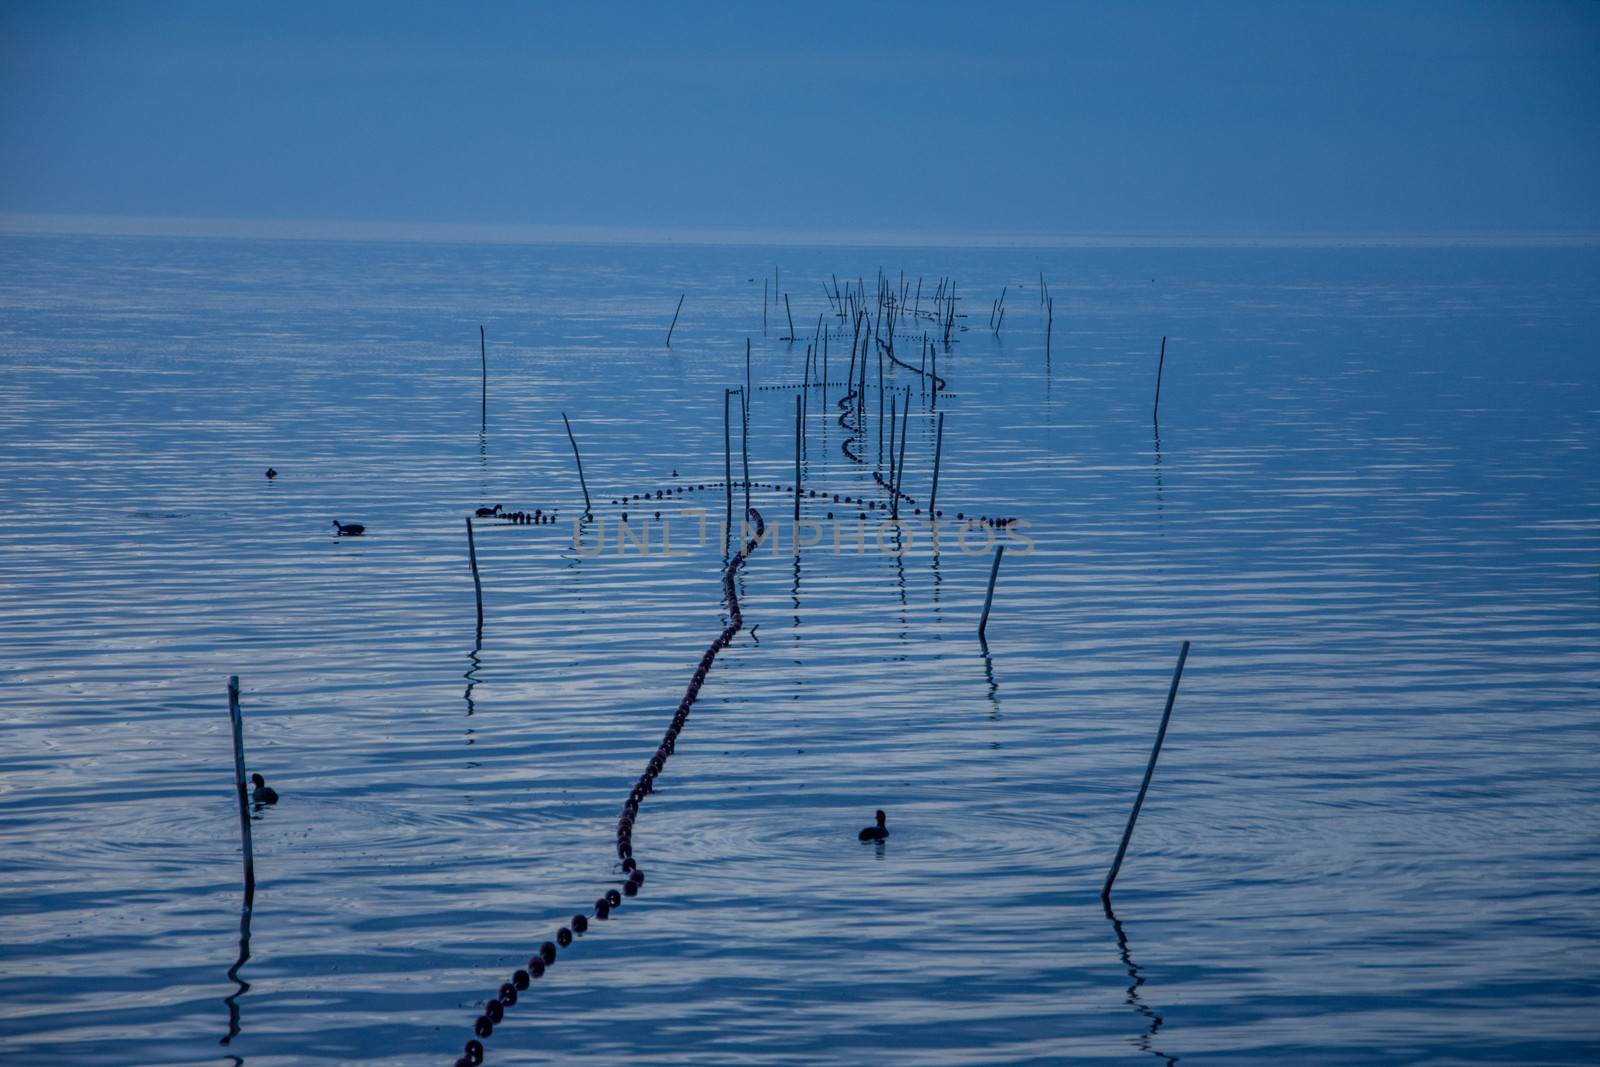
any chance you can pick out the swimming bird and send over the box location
[265,468,277,479]
[475,504,501,517]
[250,773,278,805]
[332,520,365,536]
[858,809,888,842]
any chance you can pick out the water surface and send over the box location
[0,235,1596,1065]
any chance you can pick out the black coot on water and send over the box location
[858,809,888,842]
[250,773,278,805]
[332,520,365,536]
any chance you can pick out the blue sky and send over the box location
[2,1,1597,239]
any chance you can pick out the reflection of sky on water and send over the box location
[0,235,1595,1064]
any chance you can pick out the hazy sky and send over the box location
[2,1,1597,239]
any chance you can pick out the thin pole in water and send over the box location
[859,334,867,442]
[724,388,734,530]
[466,517,483,634]
[793,393,802,522]
[560,412,592,518]
[929,410,945,518]
[877,345,885,467]
[1102,640,1192,904]
[227,676,255,898]
[887,391,897,500]
[977,545,1005,640]
[784,293,796,341]
[740,386,750,516]
[894,387,909,507]
[479,325,487,431]
[1153,336,1167,422]
[667,293,685,347]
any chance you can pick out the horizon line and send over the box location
[2,212,1598,250]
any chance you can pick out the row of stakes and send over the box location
[455,507,767,1067]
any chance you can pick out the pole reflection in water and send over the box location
[977,641,1001,723]
[464,633,481,720]
[1153,422,1165,526]
[1104,900,1179,1066]
[220,881,254,1046]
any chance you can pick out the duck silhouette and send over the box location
[858,809,888,842]
[250,773,278,805]
[475,504,501,518]
[332,520,365,536]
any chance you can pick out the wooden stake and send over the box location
[1047,298,1053,361]
[892,389,909,519]
[466,517,483,633]
[560,412,592,518]
[877,345,885,466]
[784,293,795,341]
[859,340,867,443]
[667,293,685,347]
[724,388,734,528]
[1153,336,1167,422]
[793,394,802,521]
[740,386,750,516]
[887,392,897,494]
[1102,641,1192,903]
[929,411,945,517]
[977,545,1005,640]
[479,325,487,430]
[227,676,256,897]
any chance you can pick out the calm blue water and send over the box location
[0,234,1596,1065]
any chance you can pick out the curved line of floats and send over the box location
[453,507,767,1067]
[885,347,948,394]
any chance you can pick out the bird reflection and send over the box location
[219,884,254,1047]
[1103,899,1179,1065]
